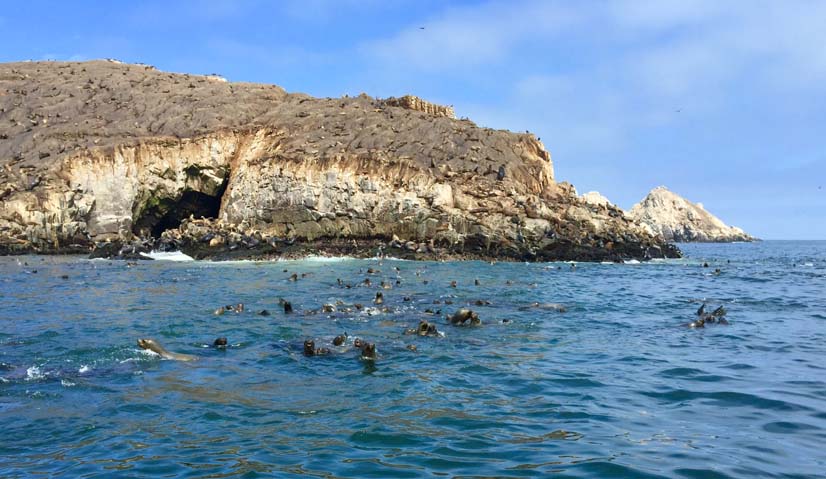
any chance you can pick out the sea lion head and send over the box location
[137,338,154,350]
[303,339,315,356]
[333,334,346,346]
[353,338,364,349]
[361,342,377,360]
[213,337,228,348]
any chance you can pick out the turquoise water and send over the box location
[1,241,825,478]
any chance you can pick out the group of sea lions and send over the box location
[133,264,586,363]
[688,304,729,328]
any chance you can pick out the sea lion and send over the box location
[289,273,299,281]
[353,338,365,349]
[333,334,347,346]
[213,337,228,348]
[359,342,377,360]
[474,278,480,286]
[519,302,566,312]
[137,338,198,361]
[450,280,457,288]
[689,304,728,327]
[283,302,293,314]
[234,303,244,313]
[303,339,330,357]
[322,304,336,313]
[448,308,480,326]
[374,292,384,305]
[258,309,271,316]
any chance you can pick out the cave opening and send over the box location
[133,181,228,239]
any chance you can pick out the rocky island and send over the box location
[630,186,755,243]
[0,60,679,261]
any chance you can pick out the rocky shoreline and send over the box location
[1,60,681,262]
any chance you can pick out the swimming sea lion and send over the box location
[450,281,457,288]
[448,308,480,326]
[322,304,336,313]
[213,337,228,348]
[303,339,330,357]
[289,273,299,281]
[137,338,198,361]
[519,302,566,312]
[283,301,293,314]
[374,292,384,305]
[359,342,377,360]
[258,309,271,316]
[333,334,347,346]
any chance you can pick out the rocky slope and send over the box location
[630,187,754,243]
[0,60,679,261]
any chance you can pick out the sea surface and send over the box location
[1,241,825,478]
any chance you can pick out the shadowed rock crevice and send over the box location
[133,186,226,239]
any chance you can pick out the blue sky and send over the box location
[2,0,824,239]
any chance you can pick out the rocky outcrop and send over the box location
[0,60,679,261]
[630,186,755,243]
[380,95,455,119]
[581,191,614,208]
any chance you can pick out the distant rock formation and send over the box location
[0,60,679,261]
[381,95,455,119]
[630,187,755,242]
[580,191,614,208]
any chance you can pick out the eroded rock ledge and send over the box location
[0,60,679,261]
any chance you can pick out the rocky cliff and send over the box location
[630,187,754,243]
[0,60,679,261]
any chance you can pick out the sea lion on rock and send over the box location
[448,308,480,326]
[137,338,198,361]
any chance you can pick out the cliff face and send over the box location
[0,60,678,261]
[630,187,754,243]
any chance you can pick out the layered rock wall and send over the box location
[381,95,455,119]
[0,61,678,261]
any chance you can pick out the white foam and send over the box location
[78,365,92,374]
[139,251,194,261]
[61,379,76,387]
[624,259,641,264]
[25,365,45,381]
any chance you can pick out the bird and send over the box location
[419,26,425,30]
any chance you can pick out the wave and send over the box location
[139,251,194,261]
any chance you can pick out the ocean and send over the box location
[1,241,824,478]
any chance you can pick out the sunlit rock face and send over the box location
[630,186,755,243]
[0,60,678,261]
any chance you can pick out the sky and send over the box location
[1,0,824,239]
